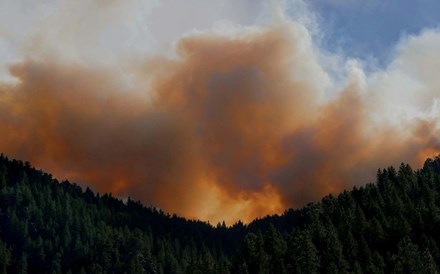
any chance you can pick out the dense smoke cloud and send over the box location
[1,3,440,224]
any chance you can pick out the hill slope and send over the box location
[2,153,440,273]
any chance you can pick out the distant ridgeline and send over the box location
[2,154,440,273]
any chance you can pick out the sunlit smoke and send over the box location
[1,1,440,224]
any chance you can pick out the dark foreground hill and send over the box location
[2,154,440,273]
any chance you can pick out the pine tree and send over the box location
[0,240,10,274]
[393,237,423,273]
[290,230,319,274]
[0,165,7,189]
[422,249,438,274]
[17,252,28,274]
[320,222,348,273]
[264,224,287,274]
[235,232,268,274]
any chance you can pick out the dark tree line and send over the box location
[2,153,440,273]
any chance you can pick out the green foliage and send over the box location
[392,237,423,273]
[0,239,11,274]
[289,230,319,273]
[0,155,231,273]
[3,154,440,273]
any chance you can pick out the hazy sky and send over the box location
[1,0,440,76]
[1,1,440,224]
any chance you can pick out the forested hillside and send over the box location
[2,153,440,273]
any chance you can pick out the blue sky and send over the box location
[307,0,440,63]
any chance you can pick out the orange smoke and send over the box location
[0,22,439,224]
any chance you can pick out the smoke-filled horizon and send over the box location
[1,1,440,224]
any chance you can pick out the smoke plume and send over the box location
[1,6,440,223]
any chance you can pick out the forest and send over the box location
[1,153,440,273]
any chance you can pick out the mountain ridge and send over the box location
[1,153,440,273]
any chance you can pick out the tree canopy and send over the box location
[2,153,440,273]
